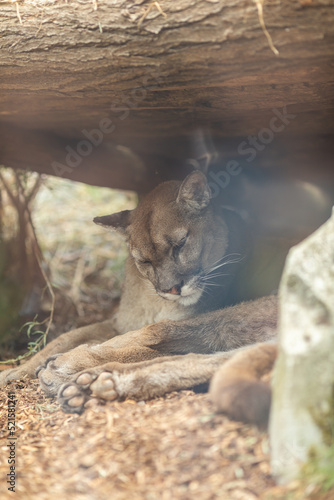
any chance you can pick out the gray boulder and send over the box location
[270,209,334,483]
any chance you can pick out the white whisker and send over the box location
[201,272,228,281]
[204,253,244,275]
[202,282,223,288]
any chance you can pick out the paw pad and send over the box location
[67,395,85,408]
[61,385,78,398]
[90,372,117,400]
[76,373,94,386]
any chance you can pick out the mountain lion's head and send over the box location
[94,171,244,308]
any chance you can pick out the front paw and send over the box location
[37,353,76,397]
[0,365,33,387]
[58,370,119,413]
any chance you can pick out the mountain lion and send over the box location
[0,171,278,427]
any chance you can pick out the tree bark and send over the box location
[0,0,333,189]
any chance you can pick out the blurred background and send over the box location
[0,167,136,361]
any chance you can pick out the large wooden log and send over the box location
[0,0,333,189]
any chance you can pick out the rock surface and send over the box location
[270,209,334,483]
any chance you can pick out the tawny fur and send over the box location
[0,171,278,425]
[209,343,278,428]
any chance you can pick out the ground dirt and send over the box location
[0,375,331,500]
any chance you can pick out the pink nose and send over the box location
[163,281,184,295]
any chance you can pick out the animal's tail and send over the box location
[209,343,278,429]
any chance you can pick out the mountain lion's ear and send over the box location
[177,171,211,211]
[93,210,132,236]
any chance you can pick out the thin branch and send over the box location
[138,1,167,28]
[26,210,55,341]
[16,174,55,334]
[0,170,18,207]
[26,174,43,206]
[254,0,279,56]
[16,1,22,25]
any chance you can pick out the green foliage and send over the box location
[0,316,48,365]
[302,443,334,492]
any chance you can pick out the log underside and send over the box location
[0,0,333,192]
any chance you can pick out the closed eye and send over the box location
[172,236,187,259]
[139,260,152,266]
